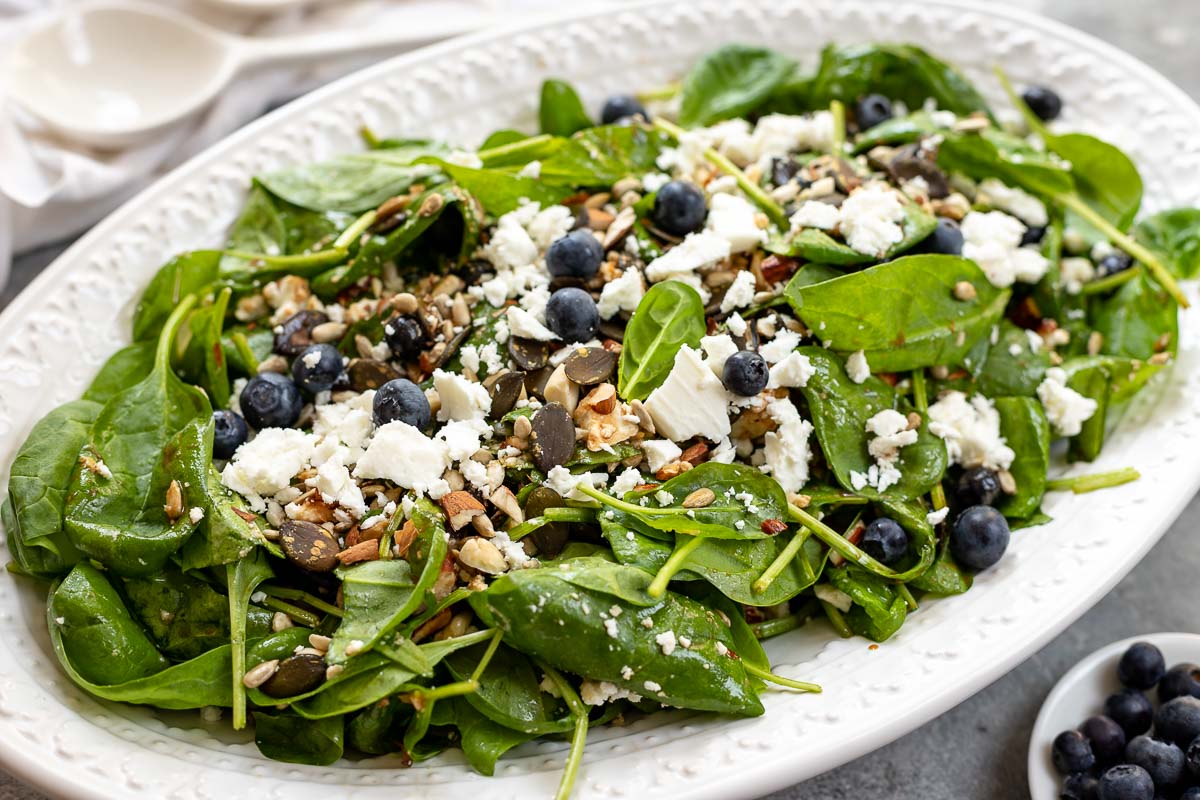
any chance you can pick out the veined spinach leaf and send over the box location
[767,199,936,265]
[617,280,706,401]
[936,129,1074,199]
[83,342,156,404]
[1092,272,1178,360]
[435,161,560,215]
[132,251,221,342]
[346,699,406,755]
[1135,208,1200,278]
[176,287,232,408]
[1061,361,1110,463]
[254,712,344,765]
[678,44,796,127]
[960,320,1049,397]
[538,125,671,188]
[826,565,907,642]
[431,697,538,776]
[852,110,954,152]
[259,145,447,213]
[221,183,286,273]
[538,79,593,136]
[122,569,249,661]
[444,643,572,735]
[994,397,1050,519]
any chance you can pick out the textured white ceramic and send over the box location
[1,1,1199,798]
[1028,634,1200,799]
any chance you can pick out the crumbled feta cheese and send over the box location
[301,349,322,369]
[759,329,802,364]
[725,312,748,337]
[762,398,814,493]
[705,193,767,253]
[790,200,840,231]
[700,333,739,377]
[977,178,1048,226]
[927,391,1015,470]
[446,150,484,169]
[767,351,815,389]
[517,160,541,179]
[961,210,1050,288]
[433,370,491,421]
[720,270,758,313]
[480,206,538,270]
[580,680,642,706]
[545,465,607,501]
[603,618,619,638]
[1060,257,1096,294]
[655,630,678,656]
[188,507,205,524]
[221,429,317,511]
[814,584,854,613]
[643,680,663,693]
[642,172,670,192]
[437,418,491,462]
[839,184,906,256]
[506,306,558,341]
[1037,367,1098,436]
[747,113,834,163]
[641,440,683,473]
[491,530,538,571]
[709,437,738,464]
[654,490,675,507]
[643,345,732,442]
[353,422,451,496]
[846,350,871,384]
[610,467,644,498]
[526,204,575,251]
[312,390,376,464]
[644,231,731,281]
[308,450,367,518]
[856,409,918,493]
[597,267,645,319]
[926,507,950,526]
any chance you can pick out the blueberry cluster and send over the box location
[1054,641,1200,799]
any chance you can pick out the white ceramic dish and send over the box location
[2,2,1200,798]
[1028,633,1200,799]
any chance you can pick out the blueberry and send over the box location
[211,410,249,460]
[240,373,303,430]
[1181,788,1200,800]
[722,350,769,396]
[1099,764,1154,800]
[1105,689,1155,738]
[1021,225,1048,247]
[1125,736,1185,789]
[1022,85,1064,121]
[855,93,893,130]
[373,378,431,428]
[1119,643,1167,690]
[1054,730,1097,775]
[545,287,600,343]
[1156,697,1200,748]
[384,315,426,360]
[651,181,707,236]
[860,517,909,565]
[949,505,1010,571]
[1161,664,1200,704]
[291,344,343,395]
[956,467,1001,507]
[546,229,604,279]
[1082,715,1128,765]
[1187,735,1200,777]
[1097,252,1134,277]
[1061,772,1100,800]
[600,94,648,124]
[273,309,328,356]
[921,218,963,255]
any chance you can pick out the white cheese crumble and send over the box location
[597,267,645,319]
[790,200,841,231]
[976,178,1048,226]
[759,329,802,364]
[643,680,663,693]
[700,333,739,377]
[725,312,748,337]
[767,351,815,389]
[610,467,644,498]
[437,418,491,462]
[506,305,558,341]
[961,210,1050,288]
[221,429,317,511]
[762,398,814,493]
[1037,367,1099,436]
[851,409,918,493]
[719,269,758,313]
[580,680,642,706]
[655,630,678,656]
[491,530,538,571]
[927,391,1015,470]
[308,450,367,517]
[603,618,619,639]
[188,507,205,524]
[641,440,683,473]
[353,421,451,497]
[643,345,732,442]
[839,184,906,256]
[814,584,854,613]
[644,230,731,281]
[545,465,608,501]
[845,350,871,384]
[705,193,767,253]
[1060,257,1096,295]
[311,390,376,465]
[926,507,950,526]
[432,370,491,421]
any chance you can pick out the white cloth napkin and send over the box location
[0,0,568,286]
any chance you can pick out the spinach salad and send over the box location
[6,43,1197,796]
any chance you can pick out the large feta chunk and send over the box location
[839,184,906,257]
[767,351,815,389]
[705,194,766,253]
[719,269,757,313]
[643,345,732,442]
[927,391,1015,470]
[641,440,683,473]
[976,178,1048,226]
[789,201,840,231]
[597,267,645,319]
[644,231,730,281]
[311,390,375,465]
[700,333,739,377]
[850,409,918,494]
[308,450,367,518]
[221,429,317,511]
[437,418,492,462]
[480,207,538,270]
[1037,367,1098,436]
[433,370,491,421]
[759,329,803,364]
[762,398,814,493]
[845,350,871,384]
[961,210,1050,288]
[353,421,451,496]
[506,306,558,341]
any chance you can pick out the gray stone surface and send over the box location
[0,1,1196,797]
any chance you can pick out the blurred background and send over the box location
[0,1,1196,797]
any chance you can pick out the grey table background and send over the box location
[2,1,1197,797]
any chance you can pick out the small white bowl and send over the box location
[1029,632,1200,799]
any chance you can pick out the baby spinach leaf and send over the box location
[221,326,273,379]
[936,129,1074,199]
[994,397,1050,519]
[176,287,232,408]
[470,559,764,716]
[908,541,972,596]
[259,146,447,212]
[1092,272,1178,360]
[1135,208,1200,278]
[83,342,156,404]
[254,712,344,765]
[221,183,286,273]
[873,496,938,576]
[1064,354,1165,405]
[444,643,572,735]
[827,565,907,642]
[432,697,538,776]
[617,280,706,401]
[3,399,98,578]
[538,125,671,188]
[1046,133,1142,232]
[797,347,947,500]
[1062,362,1110,463]
[960,320,1048,397]
[768,197,936,265]
[678,44,795,127]
[122,569,245,661]
[227,549,274,728]
[852,110,953,152]
[435,161,561,215]
[480,129,529,150]
[787,254,1009,372]
[132,251,221,342]
[538,79,593,136]
[346,700,405,755]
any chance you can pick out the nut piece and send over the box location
[953,281,978,301]
[543,364,580,416]
[271,612,293,632]
[311,321,348,343]
[441,491,486,531]
[513,414,533,439]
[490,486,524,523]
[164,480,183,521]
[458,537,508,575]
[682,488,716,509]
[629,399,655,434]
[308,634,332,653]
[241,659,279,689]
[580,383,617,416]
[336,539,381,565]
[574,384,639,453]
[279,519,340,573]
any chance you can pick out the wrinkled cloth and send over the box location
[0,0,567,285]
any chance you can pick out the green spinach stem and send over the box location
[259,585,344,618]
[830,100,846,155]
[1046,467,1140,494]
[261,597,322,628]
[538,663,588,800]
[415,680,479,703]
[635,82,680,103]
[749,601,818,640]
[648,535,705,598]
[221,248,348,269]
[333,210,378,250]
[752,527,811,594]
[469,629,505,683]
[897,584,919,612]
[476,133,555,166]
[507,507,597,540]
[741,661,821,693]
[911,369,947,511]
[788,504,933,581]
[1080,265,1142,295]
[820,599,853,638]
[229,331,259,374]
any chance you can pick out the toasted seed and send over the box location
[308,634,332,653]
[997,469,1017,495]
[273,310,329,356]
[433,325,472,370]
[325,664,345,681]
[953,280,977,301]
[509,337,551,371]
[451,295,472,327]
[531,403,575,473]
[311,321,348,343]
[418,192,445,217]
[458,537,508,574]
[524,365,555,400]
[513,414,533,439]
[563,346,617,385]
[391,292,419,314]
[279,519,340,573]
[629,399,655,434]
[164,480,184,521]
[271,612,294,632]
[490,486,524,523]
[259,653,326,698]
[471,514,496,537]
[349,359,398,392]
[488,370,526,419]
[682,488,716,509]
[1087,330,1103,356]
[257,354,289,374]
[241,659,279,689]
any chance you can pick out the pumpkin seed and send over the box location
[258,652,326,698]
[348,359,399,392]
[509,336,550,371]
[279,519,340,573]
[530,403,575,474]
[488,371,526,419]
[524,486,568,558]
[563,346,617,385]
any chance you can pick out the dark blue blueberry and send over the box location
[545,287,600,343]
[1061,772,1100,800]
[239,373,303,430]
[1125,736,1184,790]
[291,344,343,394]
[546,229,604,279]
[651,181,707,236]
[1186,734,1200,777]
[956,467,1001,507]
[600,94,648,124]
[1119,643,1167,690]
[922,218,963,255]
[211,410,249,460]
[1082,715,1127,766]
[722,350,769,396]
[949,505,1010,571]
[1098,764,1154,800]
[1054,730,1097,775]
[1022,85,1064,121]
[384,315,426,360]
[1159,664,1200,704]
[372,378,431,429]
[855,93,893,130]
[1097,251,1135,277]
[860,517,909,565]
[1105,689,1155,739]
[1180,788,1200,800]
[1021,225,1048,247]
[1156,697,1200,748]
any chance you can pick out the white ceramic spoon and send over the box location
[3,0,498,148]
